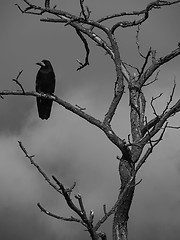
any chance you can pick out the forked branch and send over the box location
[19,141,99,240]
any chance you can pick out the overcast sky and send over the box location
[1,1,180,240]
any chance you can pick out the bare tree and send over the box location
[1,1,180,240]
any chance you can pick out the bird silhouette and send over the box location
[36,60,56,120]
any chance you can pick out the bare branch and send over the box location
[103,204,107,215]
[0,90,103,128]
[123,61,140,74]
[52,176,86,219]
[45,0,50,9]
[103,33,128,125]
[19,1,114,61]
[103,82,125,125]
[162,79,176,114]
[138,47,152,78]
[135,147,152,172]
[18,141,63,195]
[136,25,145,58]
[105,1,180,33]
[150,92,163,116]
[143,70,160,87]
[144,117,153,148]
[15,3,27,13]
[75,28,90,70]
[166,125,180,129]
[133,178,142,187]
[89,209,95,225]
[95,0,180,27]
[139,46,180,87]
[12,70,25,93]
[0,90,128,154]
[139,101,180,145]
[141,116,160,137]
[75,194,87,217]
[136,121,168,166]
[37,202,86,226]
[79,0,90,20]
[52,175,98,238]
[66,182,77,194]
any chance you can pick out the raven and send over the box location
[36,60,56,120]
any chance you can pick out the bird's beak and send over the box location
[36,61,46,67]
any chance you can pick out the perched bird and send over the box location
[36,60,56,120]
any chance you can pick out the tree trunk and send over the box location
[112,158,135,240]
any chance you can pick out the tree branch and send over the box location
[18,141,63,195]
[79,0,90,20]
[1,89,130,158]
[18,0,114,60]
[162,79,176,114]
[19,140,99,238]
[75,28,90,70]
[37,202,86,226]
[95,1,180,33]
[139,97,180,145]
[95,0,180,26]
[0,90,103,128]
[12,70,25,93]
[139,46,180,87]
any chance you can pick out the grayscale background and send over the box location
[0,1,180,239]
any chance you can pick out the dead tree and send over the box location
[1,1,180,240]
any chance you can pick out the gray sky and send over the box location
[1,1,180,239]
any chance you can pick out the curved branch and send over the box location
[93,1,180,33]
[96,0,180,25]
[75,28,90,70]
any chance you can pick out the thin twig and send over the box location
[162,78,176,114]
[45,0,50,8]
[37,202,86,226]
[75,28,90,70]
[12,70,25,93]
[18,141,63,195]
[150,93,163,116]
[166,125,180,129]
[136,24,145,58]
[138,47,152,79]
[103,204,107,215]
[145,116,153,148]
[123,61,140,74]
[143,70,160,87]
[79,0,88,20]
[75,194,87,217]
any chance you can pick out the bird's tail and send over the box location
[36,98,53,120]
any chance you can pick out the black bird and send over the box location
[36,60,56,120]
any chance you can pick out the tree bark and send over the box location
[112,158,135,240]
